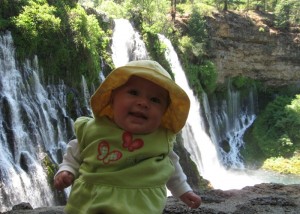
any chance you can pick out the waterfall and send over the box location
[81,75,92,116]
[158,34,263,190]
[111,19,149,67]
[207,82,257,169]
[0,32,73,212]
[157,34,221,174]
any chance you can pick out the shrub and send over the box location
[184,60,217,96]
[253,95,300,158]
[11,0,111,88]
[262,156,300,174]
[12,0,61,43]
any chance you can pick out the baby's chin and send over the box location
[113,118,161,134]
[122,125,160,135]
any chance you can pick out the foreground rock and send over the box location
[3,183,300,214]
[164,183,300,214]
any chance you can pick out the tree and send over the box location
[171,0,176,21]
[212,0,246,11]
[275,0,292,29]
[224,0,228,10]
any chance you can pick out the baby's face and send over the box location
[111,76,169,134]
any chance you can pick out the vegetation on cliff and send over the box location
[251,95,300,174]
[1,0,112,90]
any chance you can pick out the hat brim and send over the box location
[91,63,190,134]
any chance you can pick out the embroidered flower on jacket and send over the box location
[122,132,144,152]
[97,141,122,164]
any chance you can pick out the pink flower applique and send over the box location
[122,132,144,152]
[97,141,122,164]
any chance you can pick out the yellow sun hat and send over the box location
[90,60,190,134]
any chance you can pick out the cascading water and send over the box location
[207,82,257,169]
[111,19,149,67]
[0,32,74,212]
[157,34,222,176]
[81,75,92,116]
[158,34,263,189]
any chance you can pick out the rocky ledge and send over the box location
[2,183,300,214]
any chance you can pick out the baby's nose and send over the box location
[137,97,149,108]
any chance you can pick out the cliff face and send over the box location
[206,11,300,87]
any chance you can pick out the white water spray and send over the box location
[111,19,148,67]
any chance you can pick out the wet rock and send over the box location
[12,203,32,211]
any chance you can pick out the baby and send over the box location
[54,60,201,213]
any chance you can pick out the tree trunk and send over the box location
[171,0,176,22]
[223,0,228,11]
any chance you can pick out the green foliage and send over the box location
[185,63,203,96]
[126,0,172,34]
[42,154,57,186]
[231,75,256,89]
[285,95,300,142]
[176,7,208,63]
[242,126,266,166]
[187,7,208,52]
[0,17,10,30]
[177,2,214,16]
[179,35,207,59]
[1,0,26,17]
[11,0,66,70]
[173,5,217,96]
[191,0,300,26]
[97,0,126,18]
[174,0,300,27]
[68,5,109,77]
[143,31,173,79]
[198,60,217,94]
[178,35,192,53]
[0,0,25,29]
[259,26,265,32]
[274,0,292,29]
[262,155,300,174]
[10,0,111,90]
[274,0,300,29]
[12,0,61,43]
[94,0,173,34]
[253,95,300,158]
[184,61,217,95]
[209,0,246,11]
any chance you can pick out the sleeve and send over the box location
[166,150,193,198]
[54,139,81,178]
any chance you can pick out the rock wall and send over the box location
[206,11,300,87]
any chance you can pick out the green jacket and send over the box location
[65,116,176,214]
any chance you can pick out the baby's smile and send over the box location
[129,111,148,120]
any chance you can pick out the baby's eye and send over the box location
[128,89,138,96]
[150,97,161,104]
